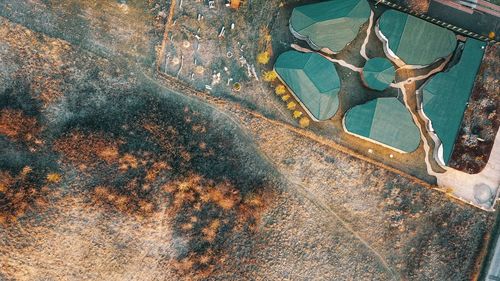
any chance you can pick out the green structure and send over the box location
[378,10,456,66]
[362,57,396,91]
[344,97,420,153]
[274,51,341,121]
[290,0,370,53]
[420,38,486,165]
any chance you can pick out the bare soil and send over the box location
[0,1,497,280]
[449,43,500,174]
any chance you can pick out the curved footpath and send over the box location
[360,11,374,61]
[389,60,500,211]
[293,23,500,210]
[291,44,362,72]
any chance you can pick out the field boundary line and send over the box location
[151,70,436,191]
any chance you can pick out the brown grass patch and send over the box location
[118,153,139,170]
[0,109,40,142]
[46,173,62,183]
[53,130,123,167]
[0,169,53,225]
[202,219,221,242]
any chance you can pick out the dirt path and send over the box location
[287,179,400,280]
[157,0,177,68]
[393,73,500,211]
[0,14,427,279]
[139,70,401,280]
[375,22,500,210]
[390,56,451,88]
[291,44,362,72]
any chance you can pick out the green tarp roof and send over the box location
[362,57,395,91]
[421,38,485,164]
[345,97,420,152]
[274,51,341,121]
[290,0,370,53]
[378,10,457,66]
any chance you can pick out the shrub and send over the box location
[293,111,303,119]
[46,173,61,183]
[263,70,277,82]
[257,51,270,64]
[287,102,297,110]
[233,82,241,92]
[275,84,286,95]
[299,117,310,128]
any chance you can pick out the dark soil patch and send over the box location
[449,43,499,174]
[0,21,279,279]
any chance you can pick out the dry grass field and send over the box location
[0,1,497,280]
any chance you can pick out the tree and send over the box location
[293,110,303,119]
[281,95,290,101]
[263,70,277,82]
[264,34,272,44]
[299,117,310,128]
[287,101,297,110]
[46,173,61,183]
[257,51,270,64]
[233,82,241,92]
[275,84,286,95]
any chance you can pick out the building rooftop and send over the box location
[362,57,395,91]
[290,0,370,53]
[378,9,457,66]
[344,97,420,153]
[274,51,341,121]
[420,38,486,165]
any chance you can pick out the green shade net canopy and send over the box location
[362,57,396,91]
[274,51,341,121]
[421,38,486,165]
[344,97,420,152]
[378,9,456,66]
[290,0,370,53]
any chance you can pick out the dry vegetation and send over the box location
[0,17,279,280]
[450,43,500,173]
[235,109,495,280]
[0,0,162,66]
[0,19,70,107]
[0,109,40,142]
[0,1,497,280]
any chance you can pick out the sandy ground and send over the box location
[437,130,500,210]
[0,2,497,280]
[376,18,500,210]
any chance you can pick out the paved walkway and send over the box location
[294,15,500,210]
[485,226,500,280]
[435,130,500,210]
[373,15,500,210]
[360,11,374,61]
[291,44,362,72]
[393,65,500,211]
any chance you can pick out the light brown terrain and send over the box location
[0,1,497,280]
